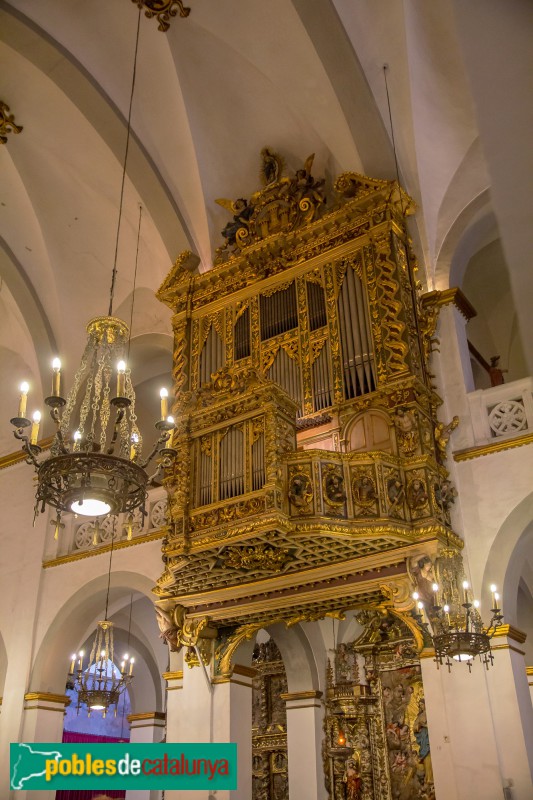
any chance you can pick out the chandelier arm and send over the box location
[13,427,41,469]
[137,431,171,469]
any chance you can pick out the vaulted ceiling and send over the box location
[1,0,532,453]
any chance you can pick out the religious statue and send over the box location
[434,416,459,462]
[342,753,362,800]
[489,355,508,386]
[352,474,377,508]
[323,468,347,507]
[407,478,429,511]
[288,471,313,509]
[393,407,419,455]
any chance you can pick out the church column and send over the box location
[165,661,253,800]
[420,646,531,800]
[126,712,166,800]
[212,664,254,800]
[20,691,69,744]
[14,692,71,800]
[163,669,183,744]
[485,626,533,799]
[282,690,327,800]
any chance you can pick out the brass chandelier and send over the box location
[68,532,134,716]
[9,8,176,524]
[414,548,503,671]
[10,319,175,522]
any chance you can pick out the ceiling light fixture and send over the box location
[68,527,134,716]
[10,9,176,525]
[414,548,503,671]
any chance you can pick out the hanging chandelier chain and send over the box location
[104,520,117,621]
[108,7,142,317]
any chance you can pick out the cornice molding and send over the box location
[24,691,70,706]
[421,287,476,320]
[127,711,166,723]
[43,529,165,568]
[492,624,527,644]
[454,432,533,462]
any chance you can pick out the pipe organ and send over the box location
[155,151,459,709]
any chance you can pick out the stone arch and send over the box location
[29,570,160,699]
[481,491,533,623]
[266,621,324,694]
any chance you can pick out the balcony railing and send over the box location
[44,486,168,561]
[467,377,533,445]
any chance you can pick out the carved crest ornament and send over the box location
[154,149,464,685]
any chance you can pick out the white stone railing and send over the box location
[45,486,168,561]
[467,377,533,445]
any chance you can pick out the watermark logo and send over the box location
[10,743,237,790]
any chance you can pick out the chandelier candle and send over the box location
[18,381,29,418]
[160,388,168,419]
[30,411,41,445]
[52,358,61,396]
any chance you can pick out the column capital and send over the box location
[492,624,527,644]
[127,711,166,723]
[23,692,70,710]
[162,670,184,681]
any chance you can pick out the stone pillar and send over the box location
[212,664,254,800]
[163,669,183,744]
[421,636,533,800]
[20,691,69,744]
[13,692,71,800]
[126,712,166,800]
[282,690,326,800]
[486,626,533,799]
[165,662,253,800]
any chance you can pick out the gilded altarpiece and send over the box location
[252,639,289,800]
[324,613,435,800]
[154,151,460,797]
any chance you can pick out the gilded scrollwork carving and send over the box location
[132,0,191,32]
[434,416,459,463]
[221,544,293,572]
[0,101,23,145]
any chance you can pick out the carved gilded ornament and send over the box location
[221,544,293,572]
[132,0,190,32]
[351,471,378,512]
[322,464,347,508]
[288,469,313,510]
[0,101,23,145]
[392,407,419,456]
[215,151,326,262]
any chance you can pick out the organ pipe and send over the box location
[219,427,244,501]
[252,433,265,490]
[200,324,225,385]
[312,342,332,411]
[260,283,298,340]
[268,348,303,417]
[337,267,376,398]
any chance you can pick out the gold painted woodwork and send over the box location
[280,690,323,701]
[422,287,477,321]
[155,154,465,672]
[0,100,23,144]
[162,670,183,681]
[132,0,191,32]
